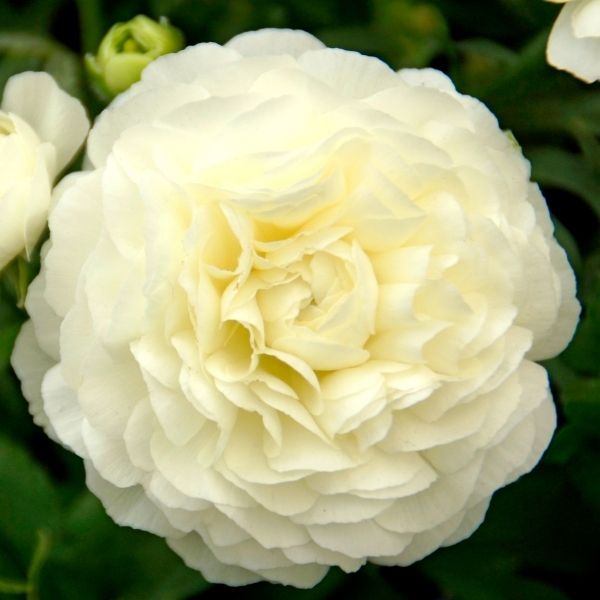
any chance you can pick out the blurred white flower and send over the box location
[13,30,579,588]
[546,0,600,82]
[0,72,89,271]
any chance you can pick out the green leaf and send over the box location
[529,146,600,220]
[0,323,20,370]
[252,568,347,600]
[452,38,517,96]
[561,378,600,437]
[0,436,59,570]
[421,465,599,600]
[569,449,600,518]
[119,564,210,600]
[0,0,59,33]
[0,577,30,594]
[561,253,600,376]
[432,0,555,40]
[74,0,104,53]
[545,424,586,466]
[0,32,83,99]
[47,493,209,599]
[322,0,448,70]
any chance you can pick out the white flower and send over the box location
[12,30,580,588]
[0,72,89,270]
[546,0,600,82]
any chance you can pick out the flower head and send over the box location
[85,15,184,98]
[546,0,600,82]
[0,72,88,271]
[13,30,579,587]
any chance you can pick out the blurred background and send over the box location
[0,1,599,598]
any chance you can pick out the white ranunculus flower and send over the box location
[0,72,89,270]
[12,30,580,587]
[546,0,600,82]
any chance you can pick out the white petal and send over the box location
[307,450,430,495]
[41,364,85,454]
[226,28,325,58]
[255,563,328,588]
[11,321,54,431]
[283,542,364,572]
[571,0,600,38]
[375,458,482,534]
[202,534,295,571]
[140,42,241,86]
[86,465,178,537]
[220,470,319,517]
[24,265,61,360]
[87,83,209,167]
[525,190,580,359]
[81,419,142,487]
[373,509,465,566]
[150,431,253,506]
[167,532,261,586]
[217,504,310,549]
[397,68,456,92]
[123,401,156,471]
[547,2,600,82]
[2,71,89,172]
[293,494,394,525]
[308,520,412,558]
[0,151,51,269]
[44,171,103,316]
[78,348,144,437]
[298,48,401,98]
[442,500,490,547]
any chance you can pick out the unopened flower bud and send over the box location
[85,15,184,99]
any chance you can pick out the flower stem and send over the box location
[75,0,104,53]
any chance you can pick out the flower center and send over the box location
[223,227,377,372]
[121,37,144,54]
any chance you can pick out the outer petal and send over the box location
[140,42,241,86]
[525,187,580,359]
[2,72,89,173]
[10,321,54,431]
[226,28,325,58]
[167,533,262,586]
[0,182,41,269]
[297,48,402,99]
[397,68,456,93]
[547,1,600,82]
[571,0,600,38]
[86,83,210,168]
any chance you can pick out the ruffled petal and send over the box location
[226,28,325,57]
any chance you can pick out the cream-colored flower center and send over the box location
[206,217,378,378]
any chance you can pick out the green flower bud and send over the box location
[85,15,184,99]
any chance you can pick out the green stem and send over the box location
[75,0,104,53]
[16,256,29,309]
[0,578,31,594]
[26,529,52,600]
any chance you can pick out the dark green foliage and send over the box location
[0,1,598,598]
